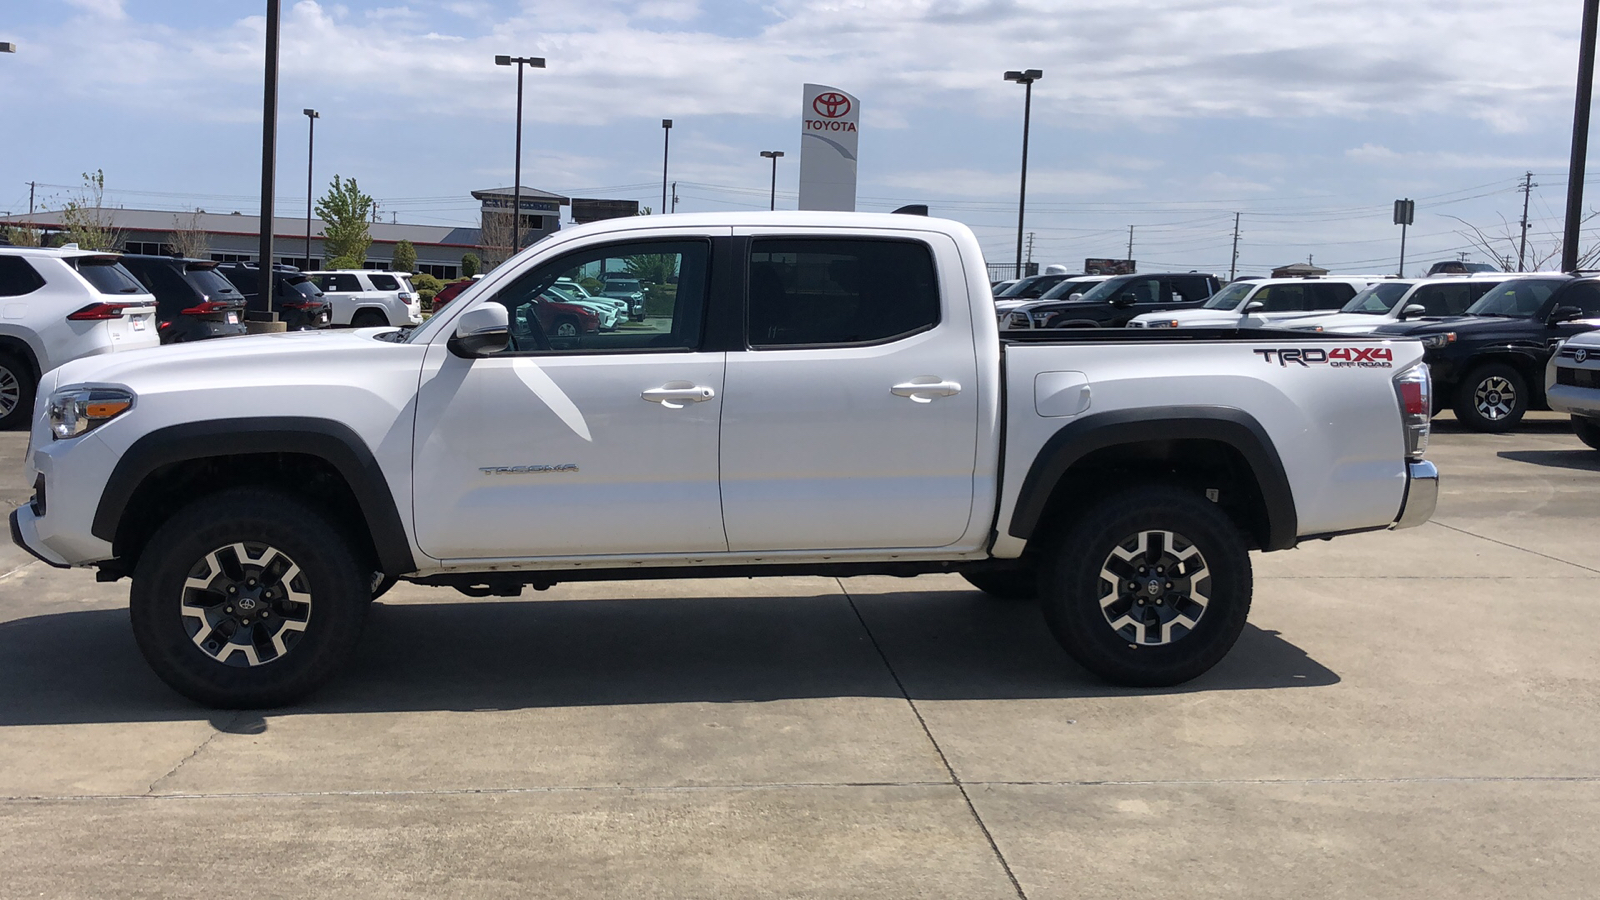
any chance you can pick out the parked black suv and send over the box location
[215,263,332,331]
[118,255,248,343]
[992,272,1082,301]
[1020,272,1222,328]
[1374,275,1600,431]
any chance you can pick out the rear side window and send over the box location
[320,273,363,293]
[369,274,400,291]
[71,258,146,295]
[747,238,940,348]
[1169,276,1214,302]
[0,256,46,297]
[1309,283,1356,309]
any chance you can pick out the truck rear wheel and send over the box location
[1040,486,1252,687]
[961,569,1037,600]
[130,488,370,708]
[1573,416,1600,452]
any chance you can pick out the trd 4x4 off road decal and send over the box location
[1253,347,1393,368]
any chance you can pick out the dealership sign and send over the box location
[799,83,860,212]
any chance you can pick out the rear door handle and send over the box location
[642,383,717,409]
[891,379,962,403]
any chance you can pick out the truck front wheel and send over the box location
[1573,415,1600,452]
[1041,486,1252,687]
[130,488,370,708]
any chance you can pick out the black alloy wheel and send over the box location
[1574,415,1600,452]
[1453,363,1527,433]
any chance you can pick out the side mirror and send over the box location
[1398,303,1427,320]
[1111,292,1137,309]
[1243,300,1266,313]
[448,304,510,357]
[1067,292,1084,301]
[1549,305,1586,325]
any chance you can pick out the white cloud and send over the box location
[878,167,1141,197]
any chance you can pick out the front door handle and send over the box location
[642,383,717,409]
[891,379,963,403]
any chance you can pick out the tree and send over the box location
[477,211,514,269]
[625,253,678,285]
[3,225,41,247]
[315,175,374,266]
[391,239,417,273]
[325,255,363,270]
[169,209,210,259]
[461,253,480,278]
[58,170,125,251]
[1446,211,1600,272]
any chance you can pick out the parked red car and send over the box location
[431,278,476,311]
[434,279,597,341]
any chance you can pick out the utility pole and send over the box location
[27,181,34,216]
[1518,171,1537,271]
[671,181,678,213]
[1127,225,1134,261]
[1025,231,1036,267]
[1229,212,1241,281]
[1564,0,1600,272]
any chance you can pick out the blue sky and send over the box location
[0,0,1595,274]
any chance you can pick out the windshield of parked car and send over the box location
[187,268,241,301]
[1340,281,1414,314]
[1037,277,1103,300]
[1070,275,1137,303]
[1464,278,1564,317]
[604,278,642,293]
[1201,281,1256,310]
[71,258,146,294]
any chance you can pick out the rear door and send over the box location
[718,232,982,551]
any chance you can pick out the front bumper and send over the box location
[1392,460,1439,530]
[10,507,70,568]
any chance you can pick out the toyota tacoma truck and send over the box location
[11,212,1438,708]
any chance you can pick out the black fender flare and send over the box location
[1008,406,1298,551]
[92,417,416,575]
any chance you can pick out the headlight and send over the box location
[48,388,134,440]
[1420,333,1456,349]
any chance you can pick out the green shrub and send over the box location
[579,276,603,294]
[410,272,443,294]
[645,284,677,317]
[461,253,481,278]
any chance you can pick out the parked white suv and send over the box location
[1128,276,1377,329]
[0,244,158,428]
[1272,273,1517,334]
[1547,330,1600,450]
[306,270,423,327]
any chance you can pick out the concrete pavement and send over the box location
[0,414,1596,898]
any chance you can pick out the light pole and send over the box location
[1004,69,1042,280]
[661,119,672,214]
[303,108,318,267]
[1564,0,1600,272]
[494,54,546,256]
[760,151,784,210]
[258,0,281,307]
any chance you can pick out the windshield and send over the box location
[1465,278,1564,316]
[604,279,641,292]
[1072,275,1136,303]
[1038,278,1102,300]
[1201,282,1256,310]
[1341,281,1414,314]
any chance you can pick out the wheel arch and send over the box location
[1008,407,1298,552]
[92,417,415,577]
[0,333,43,379]
[1456,350,1548,407]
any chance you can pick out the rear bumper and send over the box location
[1392,460,1439,530]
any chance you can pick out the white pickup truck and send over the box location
[11,212,1438,708]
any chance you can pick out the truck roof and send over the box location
[547,210,977,244]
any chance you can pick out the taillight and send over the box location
[281,300,319,310]
[181,300,235,315]
[66,302,129,321]
[1393,362,1431,460]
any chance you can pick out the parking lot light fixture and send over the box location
[495,54,546,255]
[303,109,319,267]
[1004,68,1042,279]
[0,42,16,53]
[760,150,784,211]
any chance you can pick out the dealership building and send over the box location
[0,185,581,280]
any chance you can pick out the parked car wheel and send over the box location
[351,309,388,328]
[1574,415,1600,451]
[0,352,36,431]
[130,488,370,708]
[961,568,1038,600]
[553,317,580,337]
[1453,363,1527,433]
[1040,486,1252,687]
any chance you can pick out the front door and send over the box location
[718,233,982,551]
[412,236,728,560]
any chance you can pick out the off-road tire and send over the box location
[1574,415,1600,452]
[1041,485,1252,687]
[0,351,37,430]
[961,569,1038,600]
[1453,363,1527,433]
[130,488,370,708]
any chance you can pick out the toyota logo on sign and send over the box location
[813,92,851,119]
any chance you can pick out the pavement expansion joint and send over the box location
[1429,520,1600,574]
[836,577,1030,900]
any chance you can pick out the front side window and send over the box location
[746,238,939,348]
[1561,283,1600,316]
[1466,279,1565,317]
[1202,281,1255,310]
[1310,283,1357,309]
[1411,283,1473,316]
[1253,284,1306,312]
[1342,281,1413,314]
[489,240,709,354]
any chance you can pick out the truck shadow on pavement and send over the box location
[1496,449,1600,472]
[0,589,1338,726]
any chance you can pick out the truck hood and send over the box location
[52,328,415,391]
[1288,311,1444,333]
[1372,315,1519,337]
